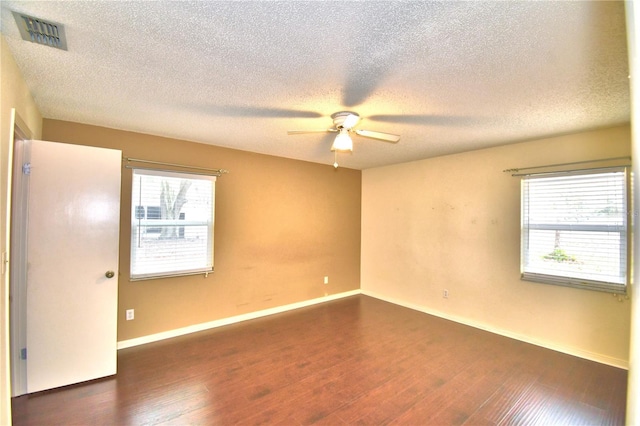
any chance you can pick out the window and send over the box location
[131,169,216,280]
[521,167,628,294]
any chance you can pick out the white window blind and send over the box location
[131,169,215,280]
[521,167,628,294]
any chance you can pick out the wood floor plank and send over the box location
[11,295,627,425]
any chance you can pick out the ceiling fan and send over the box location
[287,111,400,168]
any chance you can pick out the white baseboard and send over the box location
[361,290,629,370]
[117,290,361,350]
[118,288,628,369]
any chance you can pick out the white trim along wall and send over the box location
[118,288,628,370]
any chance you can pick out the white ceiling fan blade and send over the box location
[341,114,360,129]
[287,129,337,135]
[355,129,400,143]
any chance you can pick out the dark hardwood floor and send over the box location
[12,295,627,425]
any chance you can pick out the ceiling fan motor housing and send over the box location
[331,111,360,129]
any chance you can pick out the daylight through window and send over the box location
[130,169,215,280]
[521,167,628,294]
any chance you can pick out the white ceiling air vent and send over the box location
[12,11,67,50]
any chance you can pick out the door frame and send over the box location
[8,110,32,397]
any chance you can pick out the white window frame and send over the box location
[520,167,629,294]
[130,168,216,280]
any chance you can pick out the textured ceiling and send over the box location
[0,1,630,170]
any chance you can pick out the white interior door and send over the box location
[26,140,121,393]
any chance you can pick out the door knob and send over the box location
[105,271,115,279]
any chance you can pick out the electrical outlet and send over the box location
[443,289,449,299]
[126,309,135,321]
[324,276,329,284]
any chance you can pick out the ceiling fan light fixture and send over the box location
[331,129,353,152]
[287,110,400,166]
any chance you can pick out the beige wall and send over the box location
[1,35,43,425]
[626,1,640,419]
[42,120,361,341]
[362,125,632,367]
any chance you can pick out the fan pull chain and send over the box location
[334,150,339,168]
